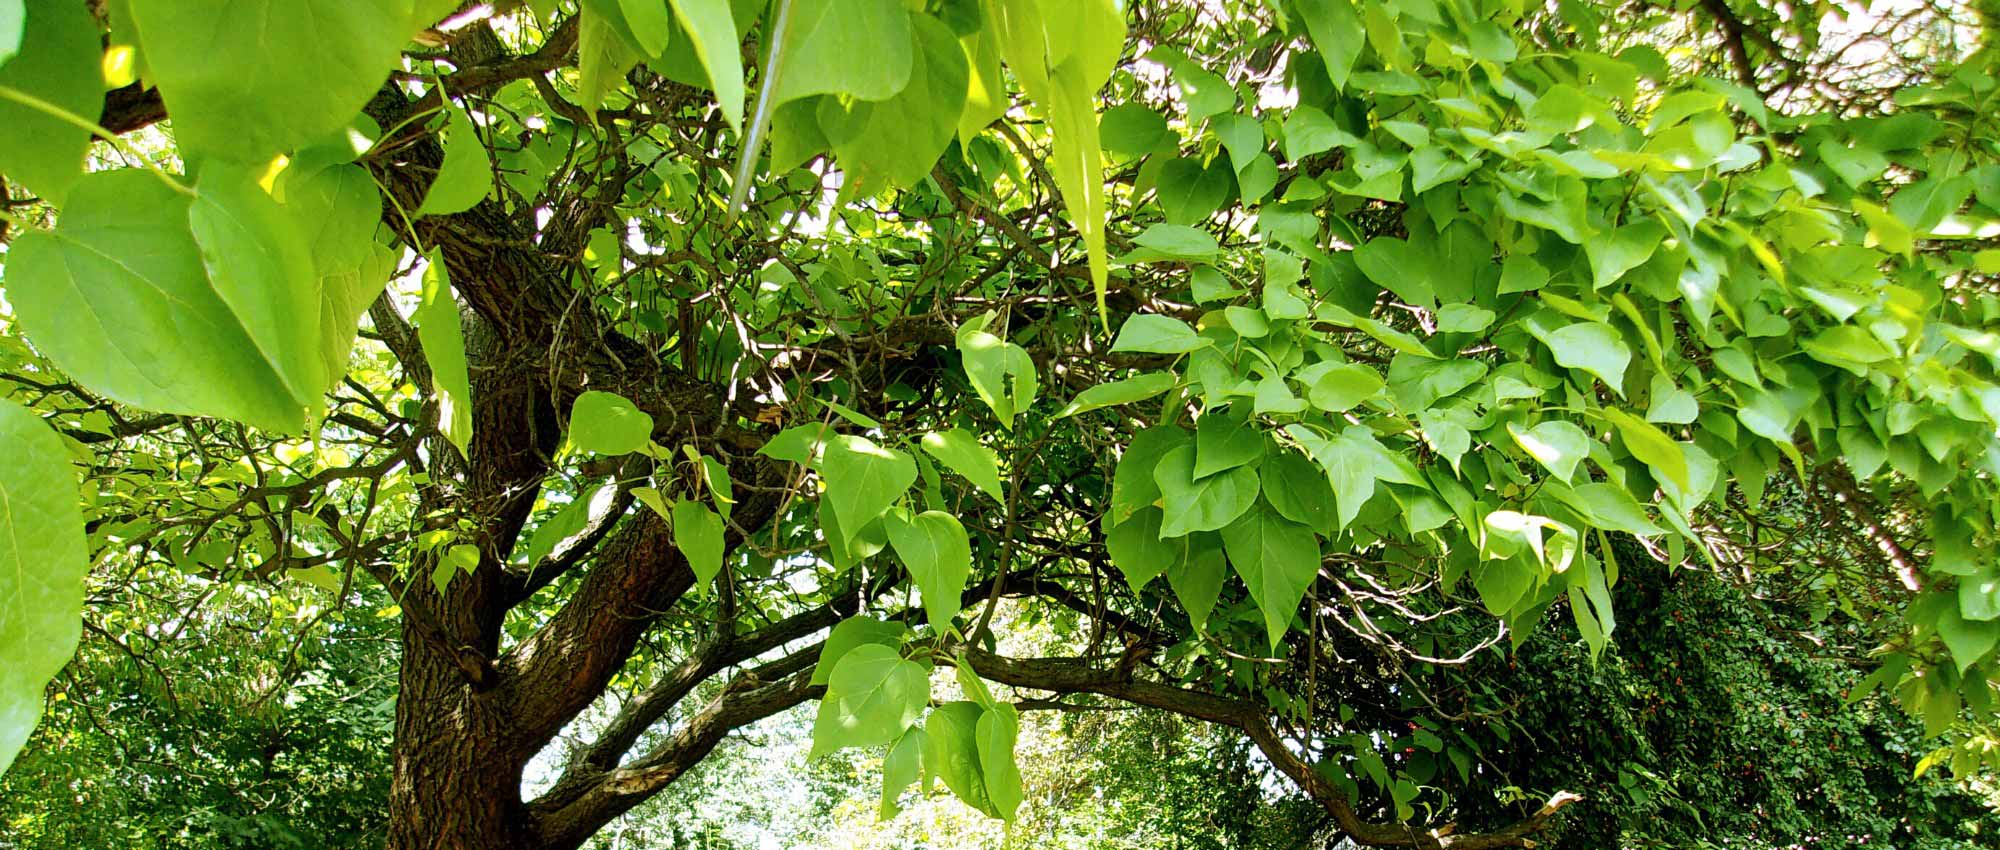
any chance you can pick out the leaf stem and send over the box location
[0,83,195,198]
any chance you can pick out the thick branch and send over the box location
[530,660,821,850]
[963,650,1575,849]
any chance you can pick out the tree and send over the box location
[2,1,1998,848]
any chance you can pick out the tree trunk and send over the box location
[386,621,534,850]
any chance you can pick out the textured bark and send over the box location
[385,619,535,850]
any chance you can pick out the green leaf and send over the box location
[1283,106,1355,160]
[1472,556,1535,616]
[811,643,930,756]
[759,422,835,465]
[769,0,913,106]
[1112,426,1191,524]
[976,702,1024,820]
[819,435,917,545]
[1106,507,1183,591]
[1100,102,1174,157]
[1294,0,1364,89]
[1961,574,2000,622]
[956,17,1006,142]
[920,429,1005,503]
[1056,372,1177,418]
[1165,534,1228,631]
[1124,223,1219,261]
[6,171,309,431]
[667,0,746,130]
[519,484,605,566]
[988,0,1123,320]
[277,158,391,392]
[880,727,926,820]
[1937,605,1998,674]
[578,2,644,114]
[926,700,997,816]
[569,391,655,455]
[694,453,735,519]
[618,0,673,55]
[188,165,325,411]
[671,498,726,588]
[417,102,493,217]
[0,0,100,206]
[1307,362,1384,412]
[1222,503,1320,650]
[1153,445,1260,537]
[129,0,412,161]
[415,251,476,457]
[957,322,1039,428]
[820,14,968,191]
[1291,426,1381,529]
[0,0,20,65]
[1112,314,1210,354]
[1262,450,1338,533]
[1536,320,1631,394]
[1195,411,1268,477]
[430,543,480,595]
[812,615,908,687]
[1585,220,1665,289]
[0,399,86,776]
[885,510,973,629]
[1156,156,1232,225]
[1508,420,1591,483]
[1602,408,1688,492]
[1568,482,1666,537]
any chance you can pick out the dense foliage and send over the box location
[4,0,2000,848]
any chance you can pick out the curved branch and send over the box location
[962,649,1577,849]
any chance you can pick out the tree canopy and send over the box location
[2,0,2000,848]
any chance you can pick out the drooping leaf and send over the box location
[187,164,326,411]
[578,2,644,113]
[926,700,997,816]
[0,0,100,206]
[769,0,914,105]
[885,509,973,629]
[976,702,1023,820]
[879,727,926,820]
[1106,507,1184,591]
[671,497,726,587]
[820,14,968,191]
[1221,502,1320,650]
[417,102,493,217]
[6,171,310,432]
[128,0,414,161]
[0,400,86,776]
[1057,373,1177,418]
[618,0,674,55]
[276,157,390,391]
[1153,444,1260,537]
[1165,533,1228,631]
[987,0,1124,320]
[1294,0,1364,89]
[813,615,909,687]
[414,251,475,457]
[569,391,655,455]
[811,643,930,756]
[667,0,747,130]
[920,429,1005,503]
